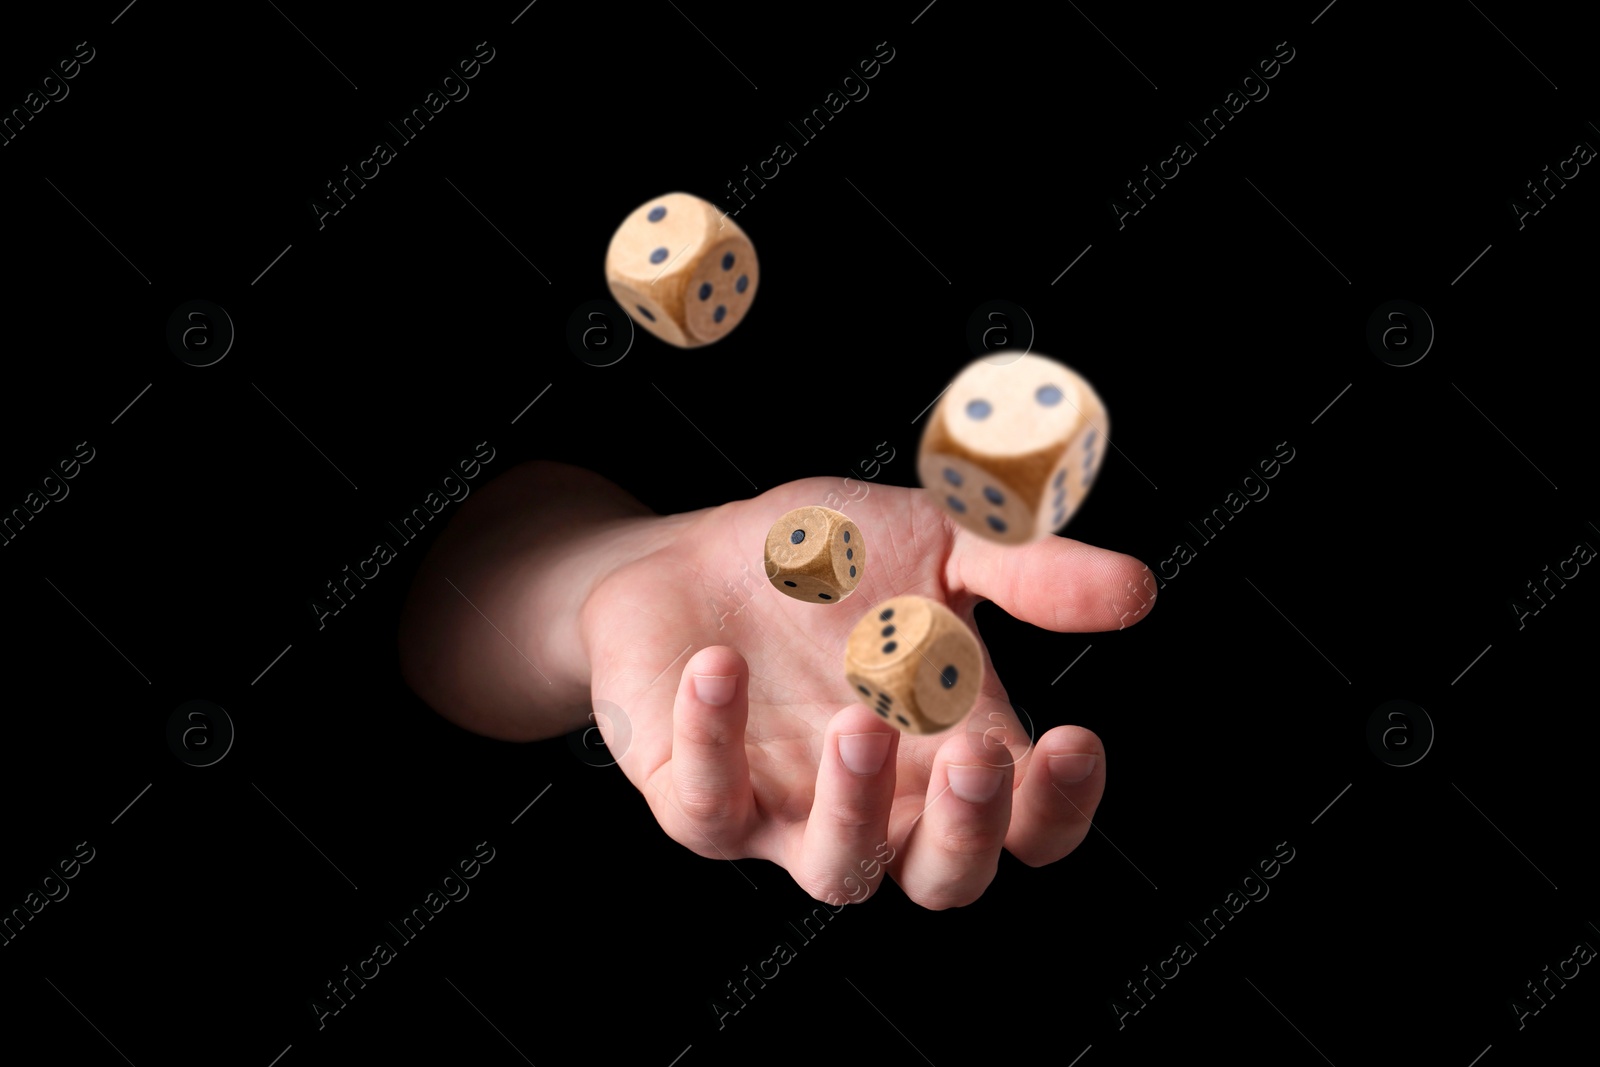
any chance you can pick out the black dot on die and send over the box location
[648,206,667,222]
[880,608,894,621]
[849,566,856,577]
[722,252,735,270]
[791,529,805,544]
[878,692,892,704]
[714,305,727,324]
[842,530,850,543]
[736,274,749,293]
[882,641,898,653]
[699,283,712,301]
[819,592,832,600]
[875,707,889,718]
[940,665,959,689]
[896,715,910,726]
[636,305,656,322]
[650,247,668,264]
[882,625,895,637]
[858,685,870,696]
[784,581,797,587]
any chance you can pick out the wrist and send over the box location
[399,461,660,741]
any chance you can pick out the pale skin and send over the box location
[398,461,1157,909]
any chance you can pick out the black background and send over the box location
[2,1,1595,1064]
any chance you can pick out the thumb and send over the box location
[949,532,1157,632]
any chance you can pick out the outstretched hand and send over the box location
[578,476,1155,909]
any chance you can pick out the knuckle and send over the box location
[674,785,735,822]
[794,871,837,904]
[903,886,955,911]
[1009,841,1060,868]
[792,859,880,907]
[822,797,879,831]
[936,822,1006,857]
[908,879,986,911]
[670,767,738,823]
[677,714,737,750]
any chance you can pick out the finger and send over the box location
[958,689,1036,775]
[892,727,1015,910]
[659,646,756,855]
[790,705,899,905]
[948,533,1158,633]
[1004,726,1107,867]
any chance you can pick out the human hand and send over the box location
[578,476,1156,909]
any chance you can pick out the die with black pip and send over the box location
[917,352,1108,544]
[844,596,983,735]
[604,192,758,348]
[764,506,863,604]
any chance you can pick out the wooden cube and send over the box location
[844,596,982,735]
[916,352,1107,544]
[765,506,862,603]
[604,192,758,348]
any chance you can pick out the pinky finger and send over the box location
[1004,726,1106,868]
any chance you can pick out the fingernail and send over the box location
[947,765,1003,803]
[838,732,891,776]
[693,674,737,706]
[1049,753,1098,784]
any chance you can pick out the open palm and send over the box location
[579,476,1155,909]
